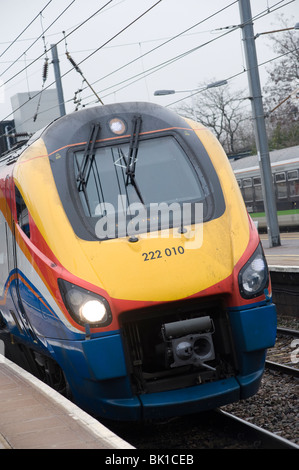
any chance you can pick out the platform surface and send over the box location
[0,357,134,449]
[261,232,299,269]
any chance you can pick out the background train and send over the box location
[230,145,299,230]
[0,102,276,421]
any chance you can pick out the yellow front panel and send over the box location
[14,125,249,302]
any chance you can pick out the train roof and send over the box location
[230,145,299,173]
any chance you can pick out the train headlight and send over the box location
[81,300,107,323]
[58,279,112,327]
[238,244,269,299]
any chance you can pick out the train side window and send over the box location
[288,170,299,197]
[15,187,30,238]
[288,170,298,180]
[275,172,287,199]
[253,176,263,201]
[0,217,9,297]
[242,178,253,202]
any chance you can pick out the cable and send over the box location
[75,0,292,105]
[166,44,299,110]
[0,0,127,48]
[33,18,50,122]
[0,0,53,59]
[87,21,241,101]
[0,1,76,79]
[67,0,163,72]
[0,44,294,141]
[1,0,296,126]
[64,33,104,105]
[0,0,229,94]
[0,0,163,123]
[0,0,112,88]
[63,0,163,106]
[85,1,238,91]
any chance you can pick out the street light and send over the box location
[154,80,228,119]
[154,80,228,96]
[154,90,176,96]
[206,80,228,88]
[255,22,299,38]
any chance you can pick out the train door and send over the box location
[4,175,36,340]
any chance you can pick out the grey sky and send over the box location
[0,0,298,121]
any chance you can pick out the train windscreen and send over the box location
[73,136,213,239]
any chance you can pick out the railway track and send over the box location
[104,407,299,449]
[206,410,299,449]
[266,326,299,377]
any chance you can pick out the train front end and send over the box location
[12,102,277,420]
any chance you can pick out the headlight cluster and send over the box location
[58,279,112,327]
[238,244,269,299]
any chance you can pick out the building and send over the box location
[10,89,61,136]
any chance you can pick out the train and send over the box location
[0,102,276,421]
[230,145,299,230]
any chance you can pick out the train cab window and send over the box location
[15,187,30,238]
[73,136,212,238]
[253,176,263,201]
[242,178,253,202]
[275,172,287,199]
[288,170,299,197]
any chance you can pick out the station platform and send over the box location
[260,232,299,269]
[0,357,134,450]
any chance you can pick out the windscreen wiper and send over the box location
[125,115,144,204]
[77,123,101,191]
[76,123,101,214]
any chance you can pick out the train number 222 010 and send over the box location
[142,246,185,261]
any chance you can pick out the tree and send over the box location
[263,14,299,148]
[176,82,254,155]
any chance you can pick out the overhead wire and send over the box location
[84,1,238,89]
[0,0,282,94]
[1,0,231,92]
[62,1,240,107]
[0,0,127,48]
[33,14,50,122]
[71,0,295,106]
[3,1,238,123]
[0,0,76,78]
[0,0,53,59]
[0,0,163,124]
[0,0,114,90]
[165,45,299,110]
[64,32,104,104]
[64,0,163,75]
[1,0,296,127]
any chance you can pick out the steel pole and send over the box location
[51,44,66,117]
[238,0,280,247]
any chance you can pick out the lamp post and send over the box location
[255,22,299,38]
[238,0,281,247]
[154,80,228,120]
